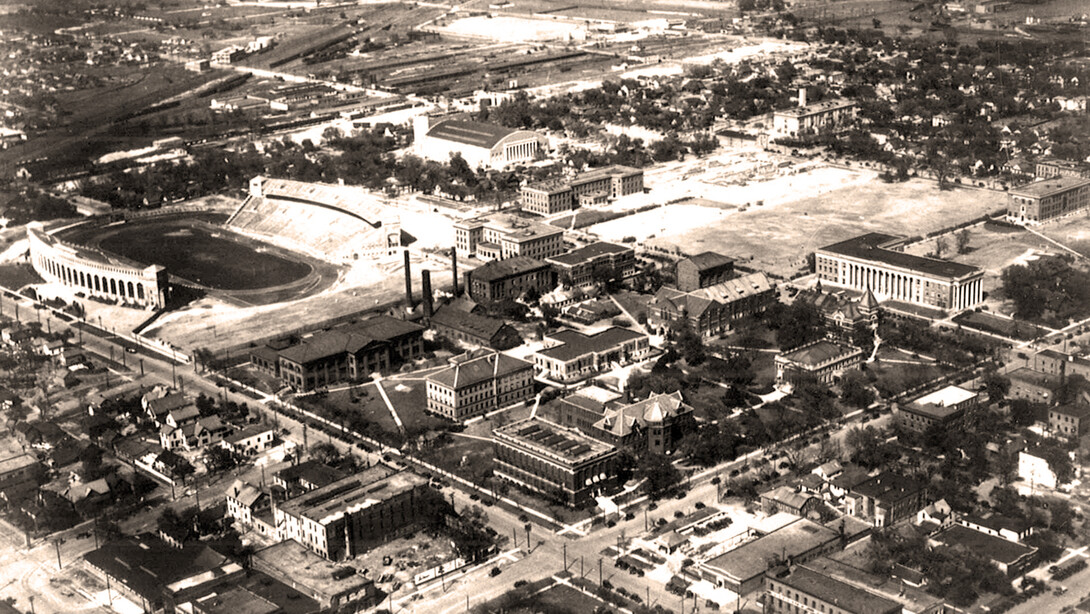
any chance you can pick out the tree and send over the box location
[981,371,1010,404]
[672,320,706,366]
[638,453,683,499]
[933,236,948,258]
[839,370,875,408]
[205,446,238,473]
[309,442,341,466]
[955,229,971,254]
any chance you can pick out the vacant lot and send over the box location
[594,176,1003,277]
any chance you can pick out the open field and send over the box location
[88,218,313,290]
[903,220,1076,316]
[591,173,1003,277]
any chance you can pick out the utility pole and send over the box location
[139,358,143,376]
[580,556,583,579]
[598,557,603,586]
[513,527,518,550]
[563,543,567,572]
[54,540,62,570]
[524,523,531,553]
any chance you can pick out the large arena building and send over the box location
[228,177,402,263]
[413,116,545,170]
[27,222,170,309]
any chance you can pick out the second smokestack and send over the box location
[451,247,459,296]
[403,250,413,307]
[422,269,433,319]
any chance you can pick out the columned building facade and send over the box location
[27,222,169,309]
[815,233,983,313]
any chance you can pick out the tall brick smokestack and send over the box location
[422,269,433,319]
[403,250,413,307]
[451,247,459,296]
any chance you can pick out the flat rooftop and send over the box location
[455,212,563,241]
[934,525,1036,564]
[1009,175,1090,198]
[702,518,839,582]
[1008,367,1063,389]
[539,327,646,362]
[905,385,976,419]
[775,97,857,118]
[773,565,900,614]
[818,232,980,279]
[253,540,372,597]
[278,467,427,524]
[779,340,860,367]
[494,417,615,465]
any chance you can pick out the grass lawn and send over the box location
[296,383,401,442]
[380,379,450,435]
[612,290,652,324]
[869,361,950,399]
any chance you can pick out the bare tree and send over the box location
[955,228,971,254]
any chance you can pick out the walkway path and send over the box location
[374,379,405,434]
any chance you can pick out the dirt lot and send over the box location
[594,173,1002,277]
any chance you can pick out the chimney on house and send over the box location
[798,87,807,107]
[451,247,459,296]
[403,250,413,307]
[422,269,433,319]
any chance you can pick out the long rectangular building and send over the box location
[425,349,535,421]
[814,233,983,312]
[454,212,565,262]
[1007,176,1090,225]
[492,417,617,506]
[534,327,650,383]
[273,467,430,561]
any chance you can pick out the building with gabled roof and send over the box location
[492,417,618,506]
[429,304,522,350]
[552,388,694,454]
[425,349,535,421]
[675,251,735,291]
[760,485,822,517]
[648,272,776,337]
[273,459,348,497]
[255,316,424,392]
[933,524,1037,576]
[84,534,243,612]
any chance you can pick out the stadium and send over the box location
[30,177,406,309]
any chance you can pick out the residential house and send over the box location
[846,471,926,527]
[221,425,276,457]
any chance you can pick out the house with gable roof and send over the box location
[425,349,535,421]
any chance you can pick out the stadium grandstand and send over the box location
[227,176,402,263]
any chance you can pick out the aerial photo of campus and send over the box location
[0,0,1089,612]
